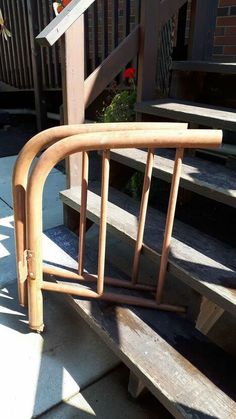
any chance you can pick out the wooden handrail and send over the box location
[36,0,96,47]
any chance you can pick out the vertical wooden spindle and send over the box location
[112,0,119,50]
[101,0,108,61]
[156,148,184,304]
[97,150,110,295]
[132,149,154,285]
[78,151,89,276]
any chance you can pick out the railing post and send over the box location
[188,0,218,60]
[61,15,85,189]
[137,0,161,109]
[27,0,47,131]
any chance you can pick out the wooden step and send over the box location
[135,99,236,131]
[172,61,236,74]
[109,148,236,208]
[45,224,236,418]
[60,183,236,316]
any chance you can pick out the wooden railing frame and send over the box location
[12,124,222,331]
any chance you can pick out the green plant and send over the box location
[102,89,137,123]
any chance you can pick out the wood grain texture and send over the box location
[136,99,236,131]
[60,183,236,315]
[109,148,236,208]
[45,225,236,418]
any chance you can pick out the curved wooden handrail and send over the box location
[13,122,188,306]
[22,127,221,330]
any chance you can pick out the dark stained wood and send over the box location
[100,0,108,61]
[188,0,218,60]
[84,26,140,108]
[45,225,236,418]
[111,0,119,50]
[172,61,236,75]
[136,99,236,131]
[109,148,236,208]
[26,0,47,131]
[137,1,161,104]
[91,1,99,70]
[61,17,85,189]
[160,0,188,26]
[60,183,236,316]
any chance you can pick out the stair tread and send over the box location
[110,148,236,208]
[60,183,236,315]
[172,60,236,74]
[136,99,236,130]
[45,225,236,419]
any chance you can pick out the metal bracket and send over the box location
[26,250,36,280]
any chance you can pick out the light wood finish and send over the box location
[128,372,146,399]
[109,147,236,208]
[196,297,224,335]
[61,16,85,189]
[132,149,154,284]
[156,148,184,304]
[172,61,236,74]
[13,122,181,306]
[36,0,96,47]
[13,124,221,330]
[78,151,89,275]
[136,99,236,131]
[97,150,110,295]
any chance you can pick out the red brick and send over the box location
[215,27,225,36]
[224,45,236,54]
[215,35,236,45]
[217,16,236,25]
[225,26,236,35]
[219,0,235,6]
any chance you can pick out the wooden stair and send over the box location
[45,224,236,418]
[60,182,236,317]
[172,61,236,74]
[135,99,236,131]
[109,148,236,208]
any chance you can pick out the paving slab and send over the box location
[41,366,171,419]
[0,282,119,419]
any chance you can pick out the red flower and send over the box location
[123,67,136,80]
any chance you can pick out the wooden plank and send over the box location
[27,0,47,131]
[128,372,146,398]
[45,225,236,418]
[84,26,139,108]
[36,0,96,47]
[188,0,218,60]
[109,148,236,208]
[160,0,188,26]
[137,1,161,104]
[196,297,224,335]
[61,16,84,188]
[111,0,119,50]
[135,99,236,131]
[172,61,236,74]
[60,183,236,316]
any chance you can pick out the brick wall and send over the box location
[213,0,236,61]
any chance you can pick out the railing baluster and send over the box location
[123,0,130,37]
[97,150,110,295]
[101,0,108,61]
[132,148,154,285]
[112,0,119,50]
[78,151,89,276]
[91,1,99,70]
[156,148,184,304]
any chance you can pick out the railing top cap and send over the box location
[36,0,95,47]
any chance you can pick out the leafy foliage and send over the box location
[102,89,137,123]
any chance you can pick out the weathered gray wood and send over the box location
[196,297,224,335]
[109,148,236,208]
[172,61,236,75]
[45,225,236,418]
[84,26,139,108]
[60,183,236,316]
[128,371,146,398]
[36,0,95,47]
[136,99,236,131]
